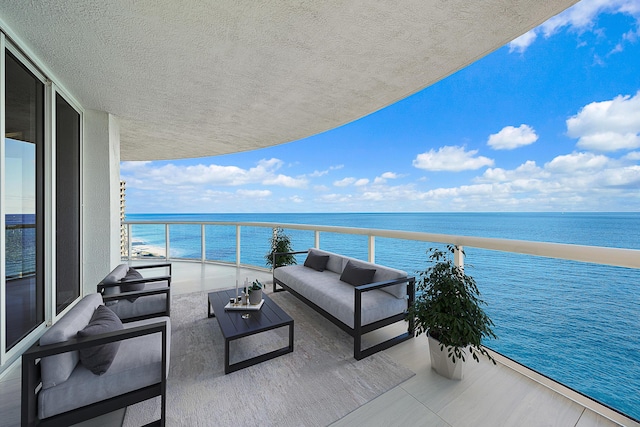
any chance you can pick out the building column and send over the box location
[82,111,121,295]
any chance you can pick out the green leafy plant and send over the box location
[249,280,263,293]
[265,227,297,269]
[408,245,496,364]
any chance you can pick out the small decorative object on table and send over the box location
[248,280,263,305]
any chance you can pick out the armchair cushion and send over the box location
[120,267,145,292]
[77,305,124,375]
[39,293,103,389]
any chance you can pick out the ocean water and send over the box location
[126,212,640,420]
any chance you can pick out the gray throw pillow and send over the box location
[121,267,145,302]
[340,260,376,286]
[304,252,330,272]
[77,305,124,375]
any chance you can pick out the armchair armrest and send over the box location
[101,286,171,304]
[355,276,416,293]
[130,263,172,275]
[97,275,171,293]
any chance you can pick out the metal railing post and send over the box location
[165,224,170,260]
[201,224,206,262]
[368,235,375,263]
[236,225,241,267]
[454,245,464,271]
[314,230,320,249]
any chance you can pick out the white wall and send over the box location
[82,110,121,295]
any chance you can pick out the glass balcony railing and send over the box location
[122,220,640,421]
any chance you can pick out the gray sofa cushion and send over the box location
[340,260,376,286]
[38,316,171,419]
[120,267,145,293]
[308,248,345,274]
[39,293,103,389]
[77,305,124,375]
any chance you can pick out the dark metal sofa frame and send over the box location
[21,319,168,427]
[97,263,172,321]
[272,250,415,360]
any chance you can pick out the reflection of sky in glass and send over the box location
[5,138,35,214]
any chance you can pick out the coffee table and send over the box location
[207,289,294,374]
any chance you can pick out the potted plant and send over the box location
[265,227,297,269]
[408,245,496,380]
[248,280,263,305]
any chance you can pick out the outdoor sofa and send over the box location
[273,248,415,359]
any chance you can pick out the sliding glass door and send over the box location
[4,51,45,350]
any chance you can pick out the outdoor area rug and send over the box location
[123,289,415,426]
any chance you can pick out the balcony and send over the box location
[1,220,638,427]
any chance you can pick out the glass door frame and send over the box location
[0,33,84,370]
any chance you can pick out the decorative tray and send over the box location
[224,299,264,311]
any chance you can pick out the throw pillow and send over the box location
[77,305,124,375]
[340,260,376,286]
[304,252,330,272]
[121,267,145,301]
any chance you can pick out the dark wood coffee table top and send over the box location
[207,288,294,373]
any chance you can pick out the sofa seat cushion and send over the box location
[107,282,169,320]
[274,266,407,329]
[38,316,171,420]
[39,293,104,389]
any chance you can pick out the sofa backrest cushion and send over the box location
[39,293,103,389]
[99,264,129,295]
[308,248,344,274]
[307,248,408,299]
[338,257,408,299]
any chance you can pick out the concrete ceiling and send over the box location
[0,1,577,161]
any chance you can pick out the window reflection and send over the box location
[5,51,44,350]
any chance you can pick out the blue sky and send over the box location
[122,0,640,213]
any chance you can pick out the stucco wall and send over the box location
[82,110,121,295]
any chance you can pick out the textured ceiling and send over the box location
[0,1,577,161]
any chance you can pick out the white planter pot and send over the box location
[428,334,465,380]
[249,289,262,305]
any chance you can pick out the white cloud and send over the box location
[413,145,494,172]
[567,91,640,151]
[121,157,309,189]
[334,177,356,187]
[487,124,538,150]
[508,0,640,53]
[236,189,271,198]
[309,164,343,177]
[545,152,611,173]
[373,172,399,184]
[354,179,369,186]
[509,30,537,53]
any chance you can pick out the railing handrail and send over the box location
[122,220,640,269]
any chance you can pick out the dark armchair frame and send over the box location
[272,250,415,360]
[21,320,168,427]
[97,263,172,321]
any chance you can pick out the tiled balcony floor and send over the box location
[0,261,637,427]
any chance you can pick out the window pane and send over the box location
[5,52,44,350]
[55,94,81,314]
